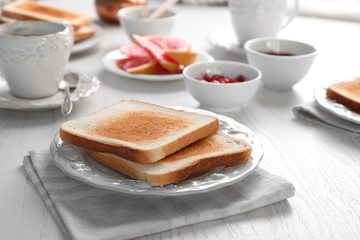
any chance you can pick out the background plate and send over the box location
[50,107,263,196]
[208,29,245,56]
[71,24,104,55]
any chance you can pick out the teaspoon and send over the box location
[59,72,79,116]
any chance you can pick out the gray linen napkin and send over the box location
[23,149,295,240]
[293,101,360,136]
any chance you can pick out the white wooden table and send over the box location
[1,1,360,239]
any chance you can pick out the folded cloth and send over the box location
[23,149,295,240]
[293,101,360,137]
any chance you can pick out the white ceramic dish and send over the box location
[207,29,245,56]
[313,77,360,124]
[50,107,263,196]
[183,60,261,112]
[117,6,178,42]
[244,37,317,91]
[71,24,104,54]
[102,48,214,81]
[0,70,100,111]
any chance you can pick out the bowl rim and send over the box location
[117,6,178,23]
[183,60,262,86]
[244,37,318,60]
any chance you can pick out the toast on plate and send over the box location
[326,77,360,114]
[86,132,252,186]
[60,100,219,163]
[74,25,96,42]
[1,0,93,30]
[0,14,95,43]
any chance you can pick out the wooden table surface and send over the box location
[1,0,360,239]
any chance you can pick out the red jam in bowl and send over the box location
[198,74,247,84]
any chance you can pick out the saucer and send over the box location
[208,29,246,56]
[0,70,100,111]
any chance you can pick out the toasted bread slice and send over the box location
[60,100,219,163]
[326,77,360,114]
[74,25,96,42]
[2,0,93,30]
[86,132,252,186]
[0,15,13,24]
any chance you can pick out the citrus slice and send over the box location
[119,43,152,58]
[116,57,157,75]
[165,51,197,67]
[133,34,179,74]
[145,35,197,67]
[144,35,192,52]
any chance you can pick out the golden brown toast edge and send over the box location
[2,0,93,30]
[85,134,252,186]
[326,77,360,114]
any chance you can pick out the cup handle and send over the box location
[59,20,74,45]
[281,0,299,29]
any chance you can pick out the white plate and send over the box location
[50,107,263,196]
[208,28,246,56]
[0,70,100,111]
[71,24,104,55]
[313,77,360,124]
[102,48,214,81]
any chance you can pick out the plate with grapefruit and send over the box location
[102,35,214,81]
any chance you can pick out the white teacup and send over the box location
[229,0,298,46]
[0,21,73,99]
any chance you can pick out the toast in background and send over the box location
[0,14,95,43]
[86,132,252,186]
[326,77,360,114]
[74,25,96,42]
[1,0,93,30]
[60,100,219,163]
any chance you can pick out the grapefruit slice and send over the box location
[116,57,157,75]
[119,43,152,58]
[144,35,192,52]
[165,51,197,67]
[133,34,179,74]
[144,35,197,67]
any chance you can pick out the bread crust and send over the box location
[60,100,219,163]
[2,0,93,30]
[74,25,96,42]
[85,134,252,186]
[326,77,360,114]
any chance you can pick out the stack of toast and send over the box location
[60,100,252,186]
[326,77,360,114]
[1,0,95,42]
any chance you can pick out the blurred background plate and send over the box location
[71,24,104,55]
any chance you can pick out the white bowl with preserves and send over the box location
[244,37,318,91]
[183,60,262,112]
[117,6,178,41]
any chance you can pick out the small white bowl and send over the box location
[244,37,318,91]
[117,6,178,41]
[183,61,261,112]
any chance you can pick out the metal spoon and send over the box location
[59,72,79,116]
[148,0,179,19]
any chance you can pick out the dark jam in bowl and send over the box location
[259,51,295,56]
